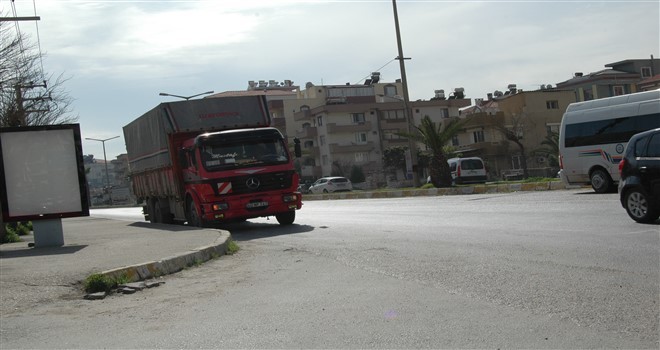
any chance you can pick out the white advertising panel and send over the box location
[0,124,89,221]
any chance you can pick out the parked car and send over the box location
[618,128,660,223]
[308,177,353,194]
[447,157,487,185]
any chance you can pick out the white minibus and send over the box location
[559,89,660,193]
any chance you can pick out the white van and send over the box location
[559,89,660,193]
[447,157,487,185]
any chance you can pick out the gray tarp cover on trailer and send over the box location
[123,96,271,174]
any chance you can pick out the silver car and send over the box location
[308,177,353,194]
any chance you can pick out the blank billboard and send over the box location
[0,124,89,221]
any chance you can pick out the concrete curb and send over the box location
[99,233,231,283]
[303,181,573,201]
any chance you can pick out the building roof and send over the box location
[207,90,297,98]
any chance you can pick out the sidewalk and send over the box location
[0,216,230,309]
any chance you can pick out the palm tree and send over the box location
[533,131,559,167]
[400,116,465,188]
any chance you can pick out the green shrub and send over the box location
[226,240,240,255]
[350,165,365,183]
[83,273,114,293]
[15,222,30,236]
[2,229,21,243]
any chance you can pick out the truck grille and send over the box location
[226,171,294,194]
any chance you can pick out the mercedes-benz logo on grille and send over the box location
[246,177,260,190]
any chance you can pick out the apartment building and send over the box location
[556,58,659,101]
[284,76,470,186]
[459,86,575,179]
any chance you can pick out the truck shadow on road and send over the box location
[219,222,315,241]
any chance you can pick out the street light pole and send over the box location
[392,0,420,187]
[85,136,119,205]
[158,91,214,100]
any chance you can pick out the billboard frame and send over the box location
[0,124,90,222]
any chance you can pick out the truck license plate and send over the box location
[246,201,269,209]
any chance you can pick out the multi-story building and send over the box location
[284,75,470,187]
[208,80,300,137]
[459,86,575,179]
[556,58,659,101]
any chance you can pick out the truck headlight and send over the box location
[212,202,229,211]
[282,194,298,203]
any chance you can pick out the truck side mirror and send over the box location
[294,138,302,158]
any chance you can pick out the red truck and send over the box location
[123,95,302,226]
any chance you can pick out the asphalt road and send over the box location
[2,189,658,349]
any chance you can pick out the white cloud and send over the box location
[6,0,659,159]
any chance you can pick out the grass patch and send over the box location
[226,240,240,255]
[83,274,114,293]
[83,273,130,293]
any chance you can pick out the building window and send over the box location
[473,130,484,143]
[440,109,449,118]
[354,152,368,163]
[546,100,559,109]
[512,155,522,169]
[641,67,652,78]
[452,135,459,146]
[384,110,405,120]
[352,113,365,124]
[583,88,593,101]
[355,132,367,144]
[304,140,314,149]
[546,123,560,134]
[384,85,397,96]
[317,115,323,126]
[383,129,403,140]
[613,85,624,96]
[319,135,326,146]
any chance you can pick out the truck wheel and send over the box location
[275,211,295,225]
[153,199,173,224]
[187,200,204,227]
[624,188,660,223]
[148,199,159,223]
[590,169,612,193]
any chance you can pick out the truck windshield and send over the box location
[200,139,289,171]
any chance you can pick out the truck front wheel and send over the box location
[187,200,204,227]
[275,211,295,225]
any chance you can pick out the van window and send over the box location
[460,159,484,170]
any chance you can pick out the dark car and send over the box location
[618,128,660,223]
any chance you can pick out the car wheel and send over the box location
[590,169,612,193]
[624,188,660,223]
[275,211,295,225]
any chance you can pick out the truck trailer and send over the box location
[123,95,302,226]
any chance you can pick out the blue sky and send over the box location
[5,0,659,160]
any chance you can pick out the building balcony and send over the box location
[326,121,372,133]
[294,109,312,122]
[329,142,375,153]
[380,119,409,130]
[296,127,318,139]
[457,141,504,155]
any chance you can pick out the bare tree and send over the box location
[0,21,77,128]
[496,115,529,179]
[1,20,78,243]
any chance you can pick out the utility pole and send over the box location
[0,15,41,243]
[392,0,420,187]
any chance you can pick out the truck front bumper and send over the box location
[201,192,302,222]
